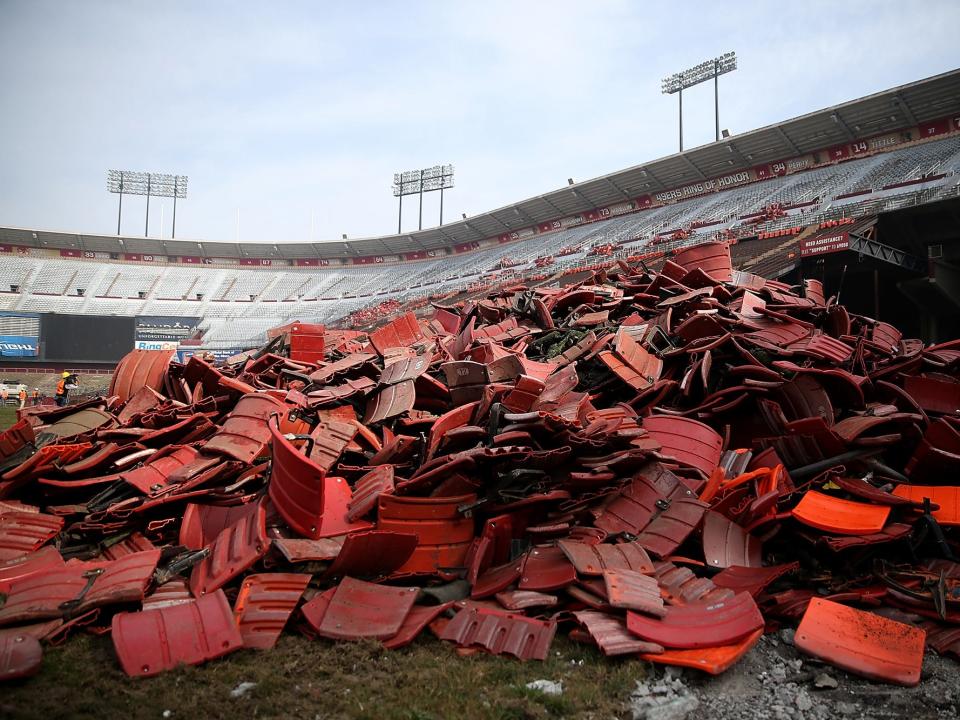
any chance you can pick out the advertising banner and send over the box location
[0,312,40,356]
[177,347,246,363]
[134,316,202,344]
[134,340,180,351]
[0,335,38,357]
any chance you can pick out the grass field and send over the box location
[0,404,647,719]
[1,405,18,430]
[3,631,646,720]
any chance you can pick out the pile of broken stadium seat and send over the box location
[1,240,959,686]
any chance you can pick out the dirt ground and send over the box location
[632,629,960,720]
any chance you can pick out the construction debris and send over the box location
[2,240,960,688]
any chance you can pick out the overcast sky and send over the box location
[1,1,958,243]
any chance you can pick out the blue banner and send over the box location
[178,347,246,363]
[0,335,38,357]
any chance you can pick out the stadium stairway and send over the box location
[740,224,817,274]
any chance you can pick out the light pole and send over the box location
[392,165,455,233]
[108,170,188,238]
[662,52,737,151]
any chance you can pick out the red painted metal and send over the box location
[346,466,395,522]
[116,386,166,425]
[268,415,372,539]
[233,573,311,650]
[369,312,424,355]
[795,598,925,686]
[712,562,800,597]
[314,577,418,641]
[593,461,697,535]
[324,530,418,579]
[819,523,913,552]
[299,587,335,633]
[654,561,734,605]
[787,333,854,364]
[0,511,64,561]
[830,476,922,507]
[425,402,478,461]
[380,354,430,385]
[495,590,558,611]
[636,497,709,559]
[112,590,243,677]
[0,419,34,461]
[903,375,960,415]
[190,501,269,596]
[180,502,258,550]
[109,349,176,404]
[673,241,732,282]
[557,540,654,576]
[363,380,416,424]
[0,546,64,585]
[599,329,663,391]
[642,415,723,478]
[205,394,284,463]
[626,591,763,649]
[2,443,92,493]
[518,546,576,592]
[573,610,663,656]
[603,569,665,616]
[0,550,160,626]
[440,606,557,660]
[377,493,476,576]
[0,631,42,680]
[702,511,762,569]
[272,537,343,563]
[744,321,809,348]
[309,352,376,384]
[774,375,834,425]
[471,559,524,599]
[142,579,195,610]
[120,445,204,496]
[307,418,357,471]
[99,532,157,561]
[42,408,116,440]
[382,603,452,650]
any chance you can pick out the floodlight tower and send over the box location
[661,52,737,151]
[107,170,188,237]
[392,165,455,232]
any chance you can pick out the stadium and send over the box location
[4,3,960,718]
[2,70,960,387]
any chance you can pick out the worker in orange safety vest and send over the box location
[55,372,69,407]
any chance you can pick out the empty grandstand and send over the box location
[1,69,959,361]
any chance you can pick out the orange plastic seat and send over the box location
[790,490,890,535]
[892,485,960,525]
[795,597,925,686]
[639,627,763,675]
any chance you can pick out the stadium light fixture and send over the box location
[107,170,188,238]
[392,164,454,233]
[661,52,737,151]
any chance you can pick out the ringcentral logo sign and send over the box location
[0,335,38,357]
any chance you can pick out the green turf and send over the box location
[2,633,646,720]
[0,405,18,430]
